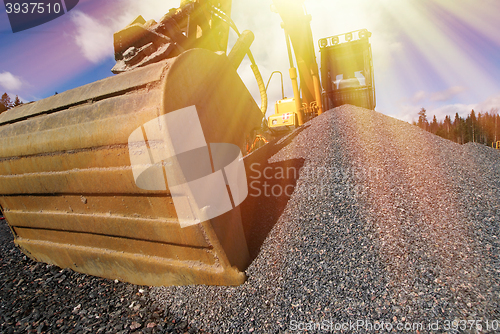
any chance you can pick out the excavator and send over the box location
[319,29,376,111]
[0,0,373,286]
[268,27,375,133]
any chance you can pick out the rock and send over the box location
[130,321,142,330]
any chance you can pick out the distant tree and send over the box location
[430,115,438,134]
[453,113,465,144]
[13,95,22,107]
[0,102,6,113]
[466,109,478,143]
[494,108,499,143]
[444,115,452,139]
[1,93,13,111]
[436,115,452,140]
[421,109,500,146]
[417,108,428,130]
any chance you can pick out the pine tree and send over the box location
[495,109,499,144]
[13,95,22,107]
[444,115,452,138]
[466,109,477,143]
[430,115,438,134]
[453,113,464,144]
[1,93,13,111]
[417,108,428,130]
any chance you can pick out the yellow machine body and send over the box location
[268,98,298,132]
[0,49,262,286]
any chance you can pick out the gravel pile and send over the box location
[152,105,500,332]
[1,104,499,333]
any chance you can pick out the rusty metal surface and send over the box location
[16,239,245,286]
[1,195,178,219]
[4,211,208,247]
[0,90,162,158]
[0,48,261,286]
[0,60,168,126]
[14,228,216,264]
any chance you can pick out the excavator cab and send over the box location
[319,29,376,110]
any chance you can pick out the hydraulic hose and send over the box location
[250,63,267,117]
[211,6,268,117]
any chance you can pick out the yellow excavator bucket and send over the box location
[0,48,262,286]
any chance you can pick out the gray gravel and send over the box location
[1,104,499,333]
[0,219,195,334]
[152,105,500,333]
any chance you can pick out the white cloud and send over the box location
[395,104,422,123]
[70,11,117,63]
[475,92,500,113]
[395,102,475,123]
[410,90,426,104]
[427,103,475,121]
[69,1,176,64]
[430,86,466,102]
[398,92,500,123]
[0,72,22,91]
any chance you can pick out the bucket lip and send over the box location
[0,59,171,127]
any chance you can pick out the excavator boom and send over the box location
[272,0,323,119]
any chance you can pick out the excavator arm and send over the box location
[112,0,234,73]
[112,0,268,119]
[271,0,324,122]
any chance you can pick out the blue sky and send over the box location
[1,0,500,123]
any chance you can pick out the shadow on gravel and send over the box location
[241,127,307,262]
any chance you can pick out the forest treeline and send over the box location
[0,92,23,113]
[413,108,499,147]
